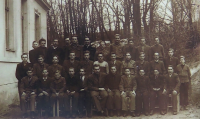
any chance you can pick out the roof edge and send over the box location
[35,0,51,11]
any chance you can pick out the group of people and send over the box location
[15,34,191,118]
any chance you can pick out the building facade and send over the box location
[0,0,50,112]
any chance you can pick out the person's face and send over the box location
[98,54,103,61]
[21,55,28,62]
[180,58,185,64]
[168,67,173,74]
[154,53,159,60]
[155,38,160,44]
[100,42,105,47]
[111,54,116,61]
[140,39,146,45]
[69,53,75,60]
[125,53,131,60]
[168,50,174,57]
[125,69,131,76]
[69,68,75,75]
[72,37,78,44]
[42,70,48,77]
[129,41,134,45]
[94,66,100,74]
[55,72,61,79]
[111,67,117,74]
[52,56,59,64]
[53,39,59,47]
[40,41,46,47]
[38,57,44,64]
[80,69,85,76]
[139,54,145,61]
[85,38,90,45]
[65,38,70,44]
[27,71,33,77]
[84,53,90,60]
[139,70,145,76]
[33,42,38,49]
[115,36,120,43]
[154,70,159,75]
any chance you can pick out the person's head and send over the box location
[140,38,146,45]
[154,53,159,60]
[110,52,116,61]
[69,51,75,60]
[115,34,120,44]
[32,41,38,49]
[97,53,104,62]
[139,70,145,76]
[38,55,44,64]
[85,37,90,46]
[100,41,106,47]
[21,53,28,63]
[110,66,117,74]
[84,50,90,60]
[124,68,131,76]
[155,37,160,45]
[79,68,85,76]
[52,55,59,64]
[168,65,174,74]
[42,68,49,77]
[168,48,174,57]
[139,52,145,61]
[128,38,134,45]
[180,56,185,65]
[125,52,131,60]
[154,69,159,75]
[27,67,33,77]
[39,38,46,47]
[52,39,59,47]
[55,70,61,79]
[65,38,70,45]
[69,67,75,76]
[71,35,78,44]
[93,65,100,74]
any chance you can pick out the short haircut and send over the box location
[168,48,174,52]
[43,68,48,72]
[154,52,159,55]
[128,38,134,42]
[80,68,85,72]
[21,53,28,58]
[53,39,58,42]
[93,64,100,69]
[115,34,120,37]
[98,52,103,56]
[125,52,131,55]
[39,38,46,44]
[55,70,61,74]
[27,67,33,72]
[168,65,173,69]
[65,37,70,40]
[110,65,117,69]
[110,52,116,55]
[139,52,145,56]
[124,68,130,71]
[69,51,76,54]
[69,67,75,71]
[155,37,159,40]
[52,55,59,60]
[38,55,44,59]
[32,41,38,44]
[72,34,78,38]
[180,56,185,59]
[84,50,90,54]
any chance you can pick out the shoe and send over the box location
[117,110,121,117]
[87,113,92,118]
[131,111,136,117]
[123,111,127,117]
[173,111,177,115]
[160,110,165,115]
[109,110,114,117]
[184,105,189,110]
[144,112,149,116]
[150,110,154,115]
[136,112,141,117]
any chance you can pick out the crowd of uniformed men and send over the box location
[15,34,191,118]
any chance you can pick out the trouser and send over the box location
[18,82,22,110]
[165,90,178,111]
[180,82,189,106]
[121,91,136,111]
[90,90,108,112]
[106,89,121,110]
[37,95,50,111]
[65,92,79,112]
[21,93,36,111]
[136,91,149,112]
[78,91,91,113]
[150,90,165,110]
[51,93,65,109]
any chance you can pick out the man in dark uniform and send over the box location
[20,68,38,119]
[163,66,180,115]
[15,53,32,110]
[108,52,122,75]
[164,48,179,72]
[37,68,52,117]
[136,38,151,61]
[65,67,81,118]
[122,52,136,75]
[33,55,49,79]
[151,37,165,60]
[110,34,124,61]
[48,55,64,78]
[124,38,137,61]
[35,38,48,63]
[149,69,166,115]
[80,50,94,75]
[87,65,108,116]
[135,69,150,116]
[105,66,121,117]
[119,68,137,117]
[136,52,149,76]
[29,41,38,65]
[83,37,96,61]
[63,37,71,60]
[68,35,83,61]
[46,39,64,65]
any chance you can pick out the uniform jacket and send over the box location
[83,45,96,61]
[15,62,32,82]
[66,74,81,92]
[176,64,191,83]
[37,77,52,94]
[119,75,137,92]
[151,44,165,60]
[135,60,149,76]
[46,46,64,65]
[108,60,122,75]
[110,43,124,59]
[135,75,150,92]
[78,75,89,90]
[50,76,66,93]
[137,44,151,61]
[80,60,94,75]
[20,76,38,94]
[68,44,83,60]
[105,73,121,90]
[33,63,49,79]
[124,44,137,61]
[63,60,80,76]
[35,47,48,63]
[87,73,107,91]
[122,60,136,75]
[29,49,38,65]
[48,64,64,77]
[149,74,165,90]
[149,60,166,75]
[164,73,180,92]
[164,56,179,71]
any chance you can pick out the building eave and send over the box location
[35,0,51,11]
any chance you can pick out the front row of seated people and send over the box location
[19,62,181,118]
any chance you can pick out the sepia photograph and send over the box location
[0,0,200,119]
